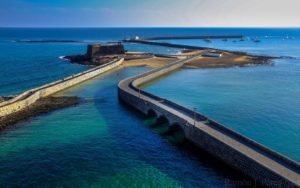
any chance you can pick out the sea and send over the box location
[0,28,299,187]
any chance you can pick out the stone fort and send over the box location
[87,43,125,58]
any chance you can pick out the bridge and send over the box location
[118,55,300,187]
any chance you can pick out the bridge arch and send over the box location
[147,109,157,118]
[156,115,170,125]
[166,123,186,144]
[148,115,170,134]
[144,109,158,127]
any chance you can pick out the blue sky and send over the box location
[1,0,300,27]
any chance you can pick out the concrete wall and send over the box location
[0,58,124,117]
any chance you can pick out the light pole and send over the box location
[193,107,197,126]
[139,88,141,98]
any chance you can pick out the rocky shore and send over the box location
[0,96,80,130]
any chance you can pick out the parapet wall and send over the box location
[0,58,124,117]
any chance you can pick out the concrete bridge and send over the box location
[118,55,300,187]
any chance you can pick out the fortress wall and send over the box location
[0,58,124,117]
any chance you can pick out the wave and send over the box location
[58,56,67,60]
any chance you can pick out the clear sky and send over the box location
[1,0,300,27]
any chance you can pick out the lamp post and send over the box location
[193,107,197,126]
[139,88,141,98]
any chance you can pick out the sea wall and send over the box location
[126,35,243,41]
[123,39,277,59]
[118,56,300,187]
[0,58,124,117]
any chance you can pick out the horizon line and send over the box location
[1,26,300,29]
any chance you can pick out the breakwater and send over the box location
[0,58,124,118]
[132,35,243,41]
[123,35,244,53]
[123,39,278,60]
[15,40,83,43]
[124,39,209,50]
[118,55,300,187]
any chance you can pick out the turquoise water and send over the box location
[0,67,242,187]
[144,37,300,162]
[0,28,181,95]
[0,28,299,187]
[144,61,300,162]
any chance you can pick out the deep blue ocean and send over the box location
[0,28,299,187]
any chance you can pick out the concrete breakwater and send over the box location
[124,39,209,50]
[15,39,83,43]
[0,58,124,118]
[118,55,300,187]
[127,35,243,41]
[123,39,277,60]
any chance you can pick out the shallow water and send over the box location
[143,29,300,162]
[144,58,300,162]
[0,28,299,187]
[0,28,181,95]
[0,67,243,187]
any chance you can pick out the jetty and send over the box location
[128,35,243,41]
[15,39,83,43]
[123,38,256,57]
[0,58,124,118]
[118,55,300,187]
